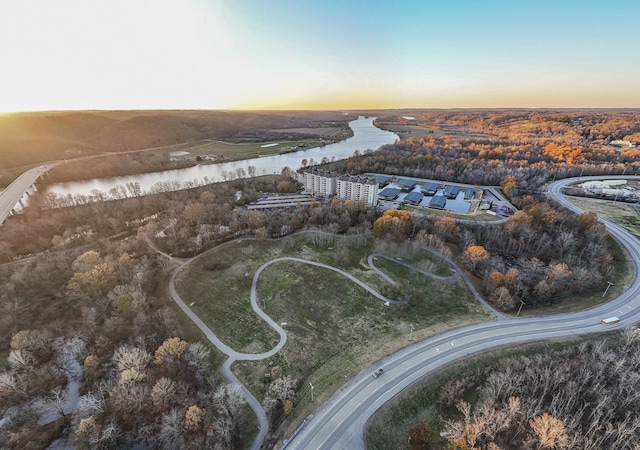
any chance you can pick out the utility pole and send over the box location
[603,281,614,297]
[309,382,314,402]
[517,300,526,316]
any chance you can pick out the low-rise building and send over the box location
[421,182,440,195]
[429,195,447,210]
[378,187,401,200]
[397,178,418,191]
[443,185,460,199]
[404,191,424,205]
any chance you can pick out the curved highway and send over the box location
[284,176,640,449]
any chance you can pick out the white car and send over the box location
[372,368,384,378]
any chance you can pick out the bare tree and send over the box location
[263,375,296,412]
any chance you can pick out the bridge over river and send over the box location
[0,164,57,226]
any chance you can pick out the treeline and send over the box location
[376,109,640,145]
[331,135,639,190]
[0,174,298,260]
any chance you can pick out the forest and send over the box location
[333,109,640,189]
[371,330,640,450]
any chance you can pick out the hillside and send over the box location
[0,110,351,170]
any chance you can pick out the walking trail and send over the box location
[160,231,501,449]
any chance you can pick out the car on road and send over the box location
[372,368,384,378]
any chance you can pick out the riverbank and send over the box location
[40,117,398,201]
[42,129,353,186]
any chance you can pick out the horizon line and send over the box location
[2,106,640,115]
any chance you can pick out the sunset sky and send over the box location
[1,0,639,112]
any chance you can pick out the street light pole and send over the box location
[603,281,614,297]
[409,324,414,340]
[517,300,526,316]
[309,382,314,402]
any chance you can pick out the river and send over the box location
[44,116,398,200]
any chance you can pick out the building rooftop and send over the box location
[404,191,424,204]
[429,195,447,209]
[378,187,401,199]
[397,178,418,189]
[421,182,440,192]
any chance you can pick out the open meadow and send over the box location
[174,231,494,436]
[567,196,640,239]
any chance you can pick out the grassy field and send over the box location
[152,126,352,164]
[397,203,504,221]
[376,122,494,140]
[567,196,640,239]
[174,232,493,437]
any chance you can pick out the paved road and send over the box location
[0,164,57,226]
[284,176,640,449]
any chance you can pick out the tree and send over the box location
[184,202,207,226]
[434,215,459,242]
[373,209,412,239]
[185,404,206,432]
[263,375,296,412]
[501,174,517,196]
[151,376,178,411]
[529,413,570,449]
[408,422,434,450]
[154,337,189,371]
[464,245,490,272]
[113,345,151,373]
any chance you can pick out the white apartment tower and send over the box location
[336,175,379,206]
[301,168,379,207]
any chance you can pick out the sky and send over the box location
[1,0,639,111]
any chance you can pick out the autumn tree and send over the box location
[501,174,517,197]
[433,215,459,243]
[184,202,208,226]
[408,422,434,450]
[529,413,570,449]
[464,245,490,272]
[154,337,189,375]
[373,209,412,240]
